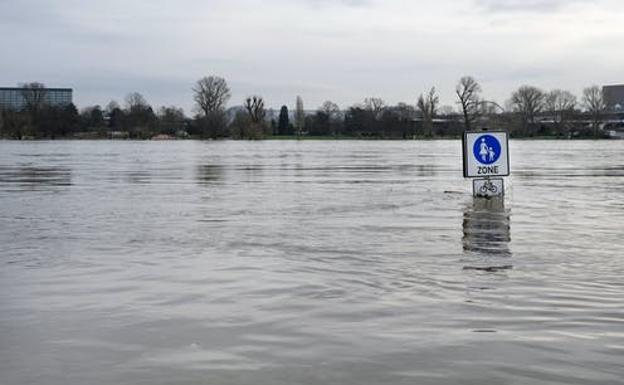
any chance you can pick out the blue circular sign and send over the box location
[473,135,501,165]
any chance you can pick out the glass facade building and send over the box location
[603,85,624,111]
[0,87,73,110]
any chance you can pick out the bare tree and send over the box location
[245,96,266,124]
[427,87,440,117]
[455,76,481,131]
[510,85,545,135]
[395,102,416,120]
[123,92,155,137]
[544,89,577,136]
[364,97,385,120]
[320,100,341,121]
[417,87,439,136]
[582,85,606,138]
[193,76,231,116]
[319,100,341,119]
[19,82,47,113]
[192,76,231,139]
[125,92,149,112]
[243,96,266,139]
[319,100,342,136]
[157,106,186,134]
[295,96,305,137]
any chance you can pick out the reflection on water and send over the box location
[0,165,72,189]
[462,196,512,270]
[414,164,437,176]
[196,164,224,185]
[125,170,151,184]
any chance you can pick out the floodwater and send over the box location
[0,140,623,385]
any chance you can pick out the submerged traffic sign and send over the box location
[463,131,509,178]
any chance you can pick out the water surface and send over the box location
[1,140,623,384]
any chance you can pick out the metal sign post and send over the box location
[463,130,509,197]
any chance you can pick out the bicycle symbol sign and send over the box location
[463,131,509,178]
[472,178,504,198]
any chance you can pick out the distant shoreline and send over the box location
[0,136,618,142]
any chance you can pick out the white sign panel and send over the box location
[463,131,509,178]
[473,178,504,198]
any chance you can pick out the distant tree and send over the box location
[1,109,31,139]
[37,103,78,138]
[90,106,106,128]
[193,76,231,116]
[125,92,146,110]
[245,96,265,123]
[510,85,545,136]
[295,96,305,137]
[157,106,185,120]
[394,102,416,120]
[308,102,340,137]
[582,85,607,138]
[307,111,327,136]
[277,105,290,135]
[106,100,120,112]
[18,82,49,135]
[417,87,439,136]
[157,106,186,135]
[19,82,47,114]
[124,92,156,138]
[106,100,124,130]
[265,108,276,135]
[319,101,341,121]
[61,103,79,136]
[192,76,231,138]
[455,76,481,132]
[244,96,266,139]
[344,105,375,137]
[79,105,105,133]
[229,110,252,139]
[364,97,385,120]
[316,101,342,136]
[544,89,577,136]
[378,104,416,138]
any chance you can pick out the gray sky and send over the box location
[1,0,622,113]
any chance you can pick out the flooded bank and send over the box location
[1,140,623,384]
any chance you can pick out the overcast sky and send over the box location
[1,0,622,113]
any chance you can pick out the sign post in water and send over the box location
[463,130,509,197]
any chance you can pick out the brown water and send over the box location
[1,140,623,385]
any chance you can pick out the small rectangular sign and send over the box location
[473,178,504,198]
[463,131,510,178]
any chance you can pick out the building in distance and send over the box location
[603,84,624,112]
[0,86,73,110]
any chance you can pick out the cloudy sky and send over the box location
[1,0,622,113]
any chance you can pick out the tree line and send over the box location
[0,77,618,140]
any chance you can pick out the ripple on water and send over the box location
[1,140,623,385]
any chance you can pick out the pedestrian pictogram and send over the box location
[473,135,501,165]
